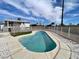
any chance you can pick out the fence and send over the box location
[0,26,32,33]
[1,25,79,43]
[10,26,32,33]
[31,25,79,43]
[51,26,79,43]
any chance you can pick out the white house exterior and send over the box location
[0,24,4,31]
[3,19,31,32]
[0,21,4,31]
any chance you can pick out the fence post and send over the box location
[68,26,70,37]
[56,26,58,33]
[54,26,55,32]
[61,26,63,35]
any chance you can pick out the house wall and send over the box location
[3,27,8,32]
[0,25,4,31]
[3,21,31,32]
[4,21,21,27]
[11,26,31,33]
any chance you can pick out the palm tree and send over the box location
[61,0,64,26]
[60,0,64,34]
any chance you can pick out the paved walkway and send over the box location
[0,33,22,59]
[51,31,79,59]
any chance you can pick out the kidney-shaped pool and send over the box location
[19,31,57,52]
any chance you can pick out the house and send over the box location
[0,22,4,31]
[3,18,31,32]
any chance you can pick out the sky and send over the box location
[0,0,79,25]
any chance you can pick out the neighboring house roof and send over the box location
[45,22,55,26]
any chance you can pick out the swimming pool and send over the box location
[19,31,57,52]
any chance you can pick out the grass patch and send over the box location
[10,31,32,37]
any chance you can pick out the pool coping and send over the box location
[47,31,71,59]
[45,31,61,58]
[15,30,60,59]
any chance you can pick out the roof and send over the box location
[4,19,30,23]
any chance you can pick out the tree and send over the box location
[17,18,21,21]
[77,24,79,26]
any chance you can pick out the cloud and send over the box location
[26,0,62,23]
[2,0,63,24]
[66,13,79,17]
[64,2,79,13]
[54,7,62,19]
[26,0,54,19]
[0,9,39,21]
[64,2,79,19]
[3,0,30,14]
[0,9,27,19]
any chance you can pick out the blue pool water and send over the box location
[19,31,57,52]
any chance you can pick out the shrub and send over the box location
[10,31,32,37]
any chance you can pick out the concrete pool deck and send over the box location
[0,31,79,59]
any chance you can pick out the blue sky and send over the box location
[0,0,79,25]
